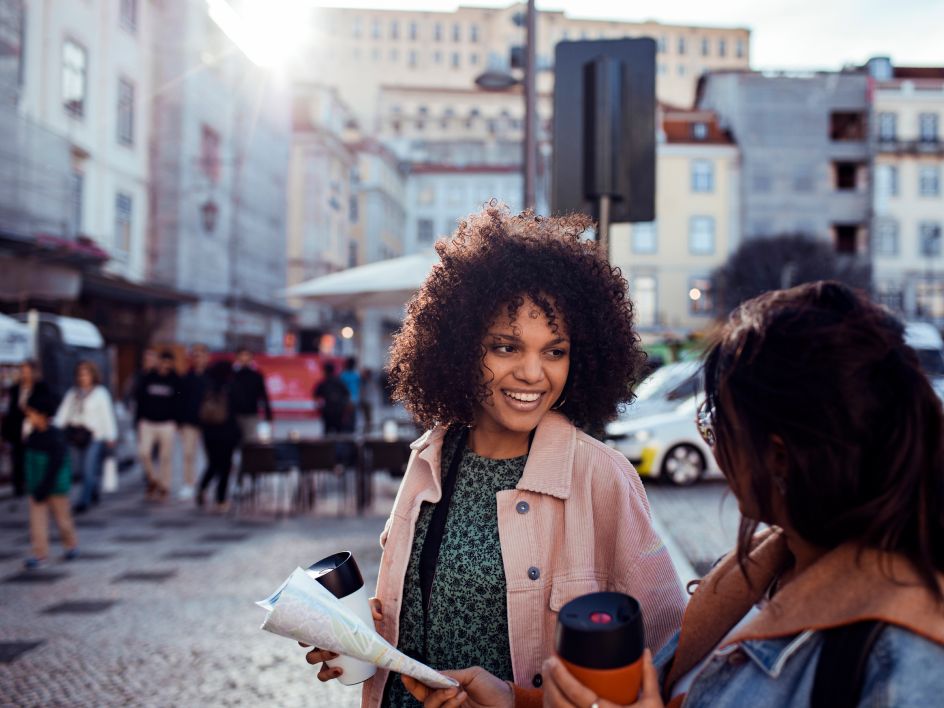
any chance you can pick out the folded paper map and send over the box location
[257,567,459,689]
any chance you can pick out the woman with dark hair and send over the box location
[3,360,50,497]
[303,205,685,708]
[523,281,944,708]
[54,361,117,514]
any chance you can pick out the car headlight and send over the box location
[629,429,652,443]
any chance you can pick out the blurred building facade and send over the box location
[611,109,740,332]
[698,70,871,252]
[149,0,291,352]
[868,57,944,322]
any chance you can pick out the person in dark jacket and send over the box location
[314,361,351,434]
[179,345,209,500]
[134,351,182,501]
[196,360,241,511]
[230,348,271,443]
[23,388,78,569]
[2,360,50,497]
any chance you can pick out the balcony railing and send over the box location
[876,137,944,155]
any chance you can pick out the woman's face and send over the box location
[77,366,93,390]
[475,297,570,440]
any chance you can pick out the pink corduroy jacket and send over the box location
[361,411,686,708]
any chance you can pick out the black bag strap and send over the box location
[811,620,885,708]
[419,427,469,616]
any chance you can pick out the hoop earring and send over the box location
[551,393,567,410]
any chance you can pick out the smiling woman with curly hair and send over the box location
[303,205,685,708]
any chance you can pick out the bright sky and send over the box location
[310,0,944,71]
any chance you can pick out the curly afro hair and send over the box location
[387,204,647,432]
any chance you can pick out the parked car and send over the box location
[904,321,944,402]
[606,361,723,486]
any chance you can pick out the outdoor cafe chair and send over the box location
[357,439,412,513]
[295,440,344,514]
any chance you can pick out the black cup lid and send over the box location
[306,552,364,599]
[555,592,645,670]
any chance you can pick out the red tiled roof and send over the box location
[662,111,734,145]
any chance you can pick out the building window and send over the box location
[117,78,134,146]
[657,36,666,53]
[834,224,859,254]
[407,50,417,67]
[919,113,939,142]
[718,38,726,57]
[677,65,686,77]
[390,20,398,40]
[389,48,399,62]
[916,280,944,319]
[371,47,381,62]
[689,277,713,315]
[877,112,897,141]
[371,19,380,39]
[700,37,710,56]
[119,0,137,32]
[875,282,904,312]
[200,124,221,182]
[631,222,657,254]
[793,165,815,192]
[691,122,708,140]
[352,17,362,38]
[691,160,714,193]
[70,170,83,236]
[452,23,461,42]
[830,111,866,141]
[633,276,657,327]
[451,52,460,68]
[689,216,715,255]
[409,21,418,41]
[417,218,434,243]
[418,185,435,205]
[834,161,859,191]
[874,220,899,256]
[920,222,943,256]
[349,195,358,223]
[433,22,442,41]
[677,36,686,55]
[470,24,479,42]
[469,52,479,66]
[348,241,358,268]
[735,38,745,58]
[115,192,133,253]
[876,164,899,198]
[920,166,941,196]
[433,50,442,64]
[62,39,87,117]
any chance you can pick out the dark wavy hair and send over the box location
[387,204,646,432]
[704,281,944,599]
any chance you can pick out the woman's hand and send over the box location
[300,597,385,681]
[402,667,514,708]
[542,650,664,708]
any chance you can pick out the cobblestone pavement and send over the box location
[0,465,736,708]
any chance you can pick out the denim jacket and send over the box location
[659,529,944,708]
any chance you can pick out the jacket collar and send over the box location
[408,411,576,501]
[665,527,944,691]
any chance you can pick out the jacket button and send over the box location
[516,501,530,514]
[532,673,543,688]
[527,566,540,580]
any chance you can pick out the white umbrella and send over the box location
[282,251,440,308]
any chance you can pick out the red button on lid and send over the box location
[589,611,613,624]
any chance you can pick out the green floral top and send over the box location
[383,430,527,707]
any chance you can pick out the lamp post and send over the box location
[474,0,537,211]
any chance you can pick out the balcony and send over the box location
[876,138,944,156]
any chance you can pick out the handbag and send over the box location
[65,424,93,449]
[102,456,119,493]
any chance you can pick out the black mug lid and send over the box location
[555,592,645,670]
[306,552,364,599]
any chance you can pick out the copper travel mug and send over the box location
[554,592,645,704]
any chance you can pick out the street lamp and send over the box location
[473,0,537,210]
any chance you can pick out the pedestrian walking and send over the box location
[196,360,240,512]
[313,361,351,434]
[135,351,181,502]
[419,281,944,708]
[22,388,79,569]
[304,205,685,707]
[179,344,210,500]
[340,357,361,431]
[2,360,50,497]
[54,361,117,514]
[230,348,272,443]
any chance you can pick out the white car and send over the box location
[606,361,723,486]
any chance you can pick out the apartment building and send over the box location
[610,109,740,332]
[697,70,871,253]
[869,57,944,322]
